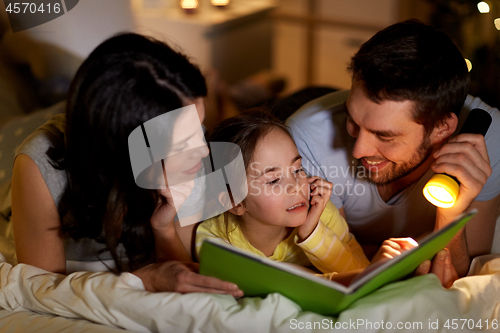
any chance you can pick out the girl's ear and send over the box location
[229,203,246,216]
[429,113,458,145]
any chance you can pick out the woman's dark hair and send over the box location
[207,109,292,241]
[49,33,207,272]
[348,19,470,134]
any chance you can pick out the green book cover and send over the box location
[199,209,476,316]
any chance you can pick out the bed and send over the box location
[1,251,500,333]
[1,33,500,333]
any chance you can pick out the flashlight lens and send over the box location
[423,185,455,208]
[422,174,459,208]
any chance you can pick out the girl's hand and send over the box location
[297,177,332,242]
[371,237,418,264]
[132,261,244,296]
[150,180,195,231]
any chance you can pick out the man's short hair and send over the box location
[348,19,470,134]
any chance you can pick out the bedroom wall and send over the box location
[0,0,136,59]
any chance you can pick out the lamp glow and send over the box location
[181,0,198,12]
[478,2,490,13]
[423,174,459,208]
[211,0,230,7]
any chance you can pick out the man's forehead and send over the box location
[346,92,417,124]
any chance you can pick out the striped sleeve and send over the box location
[295,202,370,273]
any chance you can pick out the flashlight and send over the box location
[423,108,492,208]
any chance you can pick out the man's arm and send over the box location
[433,132,497,276]
[466,194,500,257]
[444,194,500,276]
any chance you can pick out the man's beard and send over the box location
[361,136,433,186]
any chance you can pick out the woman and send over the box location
[11,33,242,295]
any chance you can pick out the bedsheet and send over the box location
[1,258,500,333]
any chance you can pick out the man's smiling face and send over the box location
[345,81,434,186]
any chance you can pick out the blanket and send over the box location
[1,257,500,333]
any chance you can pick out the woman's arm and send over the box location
[11,155,242,295]
[12,154,66,274]
[150,182,197,262]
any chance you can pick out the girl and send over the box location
[196,110,371,274]
[11,33,242,295]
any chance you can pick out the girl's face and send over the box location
[242,128,310,229]
[163,98,209,185]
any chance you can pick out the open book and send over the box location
[199,209,476,315]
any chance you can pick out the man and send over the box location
[286,20,500,277]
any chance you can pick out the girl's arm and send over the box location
[12,154,66,274]
[296,218,370,273]
[296,201,370,273]
[295,176,369,273]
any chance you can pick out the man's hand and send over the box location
[432,133,492,225]
[415,248,458,288]
[371,237,418,264]
[133,261,244,296]
[432,133,492,276]
[297,177,332,242]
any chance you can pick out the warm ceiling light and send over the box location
[477,2,490,13]
[212,0,230,7]
[181,0,198,12]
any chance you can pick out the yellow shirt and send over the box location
[196,201,370,273]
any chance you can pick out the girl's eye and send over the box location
[266,178,281,185]
[293,167,304,174]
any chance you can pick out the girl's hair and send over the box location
[48,33,207,272]
[208,109,292,170]
[207,109,293,241]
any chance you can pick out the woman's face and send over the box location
[162,98,209,186]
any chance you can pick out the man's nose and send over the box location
[352,130,377,159]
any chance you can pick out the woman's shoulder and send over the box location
[14,108,67,208]
[16,112,66,159]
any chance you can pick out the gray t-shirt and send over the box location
[287,91,500,255]
[15,107,121,271]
